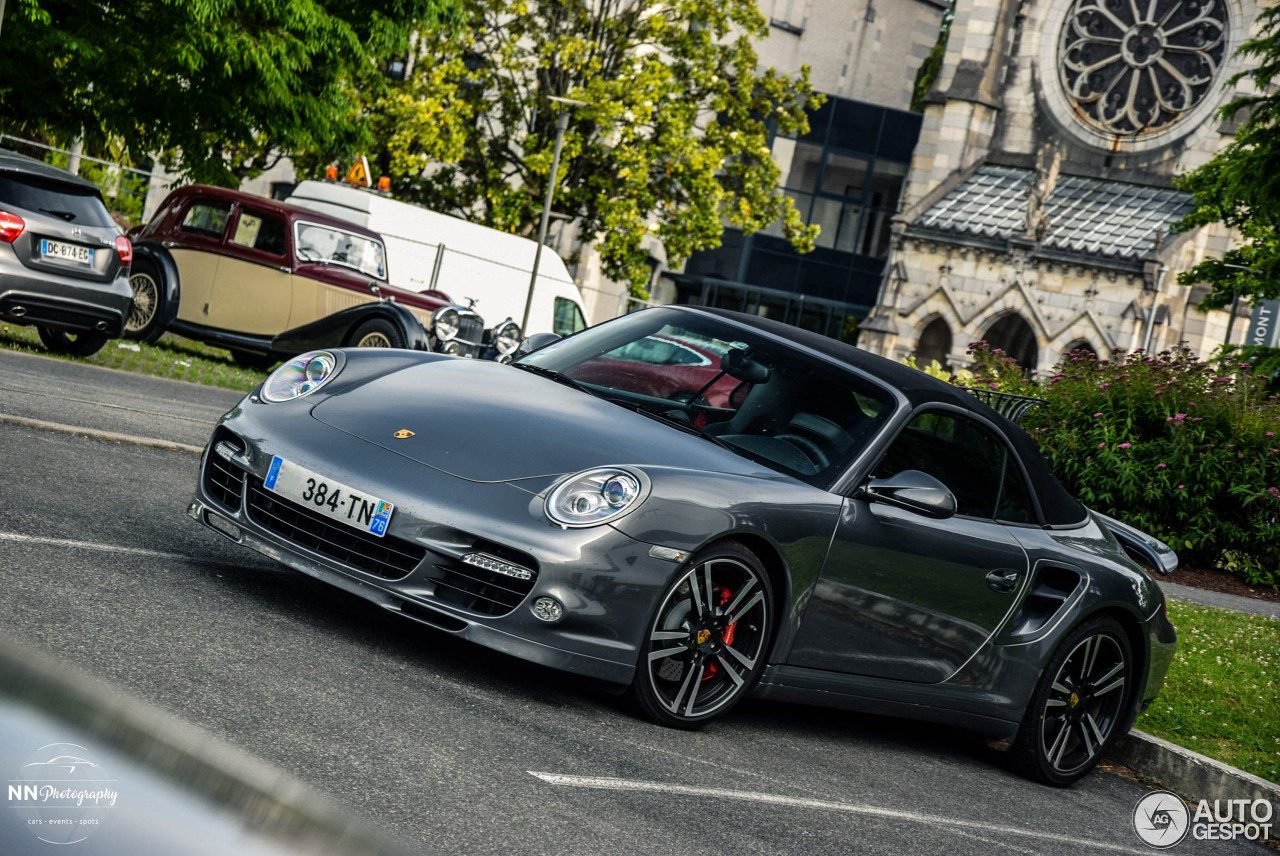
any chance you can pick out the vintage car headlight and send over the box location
[433,307,461,341]
[493,319,522,356]
[546,468,645,528]
[261,351,339,403]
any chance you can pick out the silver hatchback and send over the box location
[0,151,133,356]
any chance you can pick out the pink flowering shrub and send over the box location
[965,343,1280,586]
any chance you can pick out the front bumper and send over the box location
[0,255,132,336]
[189,406,678,685]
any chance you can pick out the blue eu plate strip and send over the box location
[264,456,283,490]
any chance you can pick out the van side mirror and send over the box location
[861,470,957,519]
[513,332,562,358]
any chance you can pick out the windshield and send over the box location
[295,222,387,280]
[520,308,897,488]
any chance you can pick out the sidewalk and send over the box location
[1158,579,1280,619]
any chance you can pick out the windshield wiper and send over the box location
[610,400,738,451]
[509,362,593,394]
[40,208,77,222]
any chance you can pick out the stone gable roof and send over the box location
[909,164,1192,267]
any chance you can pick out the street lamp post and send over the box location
[1220,263,1260,346]
[521,96,587,334]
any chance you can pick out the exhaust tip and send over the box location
[10,306,26,318]
[95,321,109,331]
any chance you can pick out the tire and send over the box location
[124,260,168,343]
[348,318,404,349]
[37,326,109,357]
[629,540,773,728]
[1009,615,1133,786]
[230,349,276,370]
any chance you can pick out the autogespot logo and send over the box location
[1134,791,1190,848]
[1133,790,1275,848]
[7,743,118,845]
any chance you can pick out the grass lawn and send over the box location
[1138,600,1280,784]
[0,323,269,393]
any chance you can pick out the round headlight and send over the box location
[546,468,645,528]
[433,307,461,341]
[262,351,339,403]
[494,319,522,356]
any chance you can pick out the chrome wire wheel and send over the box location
[1013,615,1132,785]
[126,271,158,334]
[632,542,772,727]
[357,331,393,347]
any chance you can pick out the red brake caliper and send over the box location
[701,586,737,681]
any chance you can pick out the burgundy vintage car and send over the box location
[125,186,507,365]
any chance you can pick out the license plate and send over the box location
[40,239,93,265]
[264,456,394,537]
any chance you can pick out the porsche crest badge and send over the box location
[393,429,415,439]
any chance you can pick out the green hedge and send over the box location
[966,344,1280,587]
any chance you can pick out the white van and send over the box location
[284,181,589,337]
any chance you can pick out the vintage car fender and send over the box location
[269,301,431,355]
[129,241,182,331]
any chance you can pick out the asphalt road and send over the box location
[0,350,1267,855]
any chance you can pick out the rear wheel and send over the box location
[1010,615,1133,785]
[37,326,109,357]
[125,260,168,343]
[348,318,403,349]
[629,541,773,728]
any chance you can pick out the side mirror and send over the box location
[861,470,957,519]
[513,331,562,359]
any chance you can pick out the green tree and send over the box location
[0,0,459,186]
[373,0,822,296]
[1173,4,1280,309]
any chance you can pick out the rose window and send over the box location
[1058,0,1228,136]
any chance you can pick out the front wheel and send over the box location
[348,318,404,349]
[37,326,109,357]
[1010,615,1133,786]
[124,260,168,343]
[629,541,773,728]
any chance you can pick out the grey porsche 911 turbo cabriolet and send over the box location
[188,305,1177,785]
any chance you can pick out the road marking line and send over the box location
[527,772,1151,855]
[0,532,191,562]
[0,412,203,455]
[0,383,219,425]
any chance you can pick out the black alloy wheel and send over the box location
[37,326,109,357]
[125,260,167,343]
[349,318,403,349]
[630,541,773,728]
[1012,615,1132,785]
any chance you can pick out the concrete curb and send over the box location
[1107,729,1280,817]
[0,411,203,455]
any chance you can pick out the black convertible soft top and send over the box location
[699,307,1089,527]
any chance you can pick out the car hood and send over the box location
[309,358,780,484]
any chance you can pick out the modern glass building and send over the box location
[662,96,922,341]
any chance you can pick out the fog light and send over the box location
[441,341,461,356]
[531,596,564,623]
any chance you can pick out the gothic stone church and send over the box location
[859,0,1260,373]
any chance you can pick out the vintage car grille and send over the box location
[425,542,538,617]
[203,429,246,511]
[457,312,484,344]
[245,478,426,581]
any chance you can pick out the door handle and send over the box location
[986,568,1020,594]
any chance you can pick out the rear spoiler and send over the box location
[1094,512,1179,576]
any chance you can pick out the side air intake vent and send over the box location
[1006,566,1082,638]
